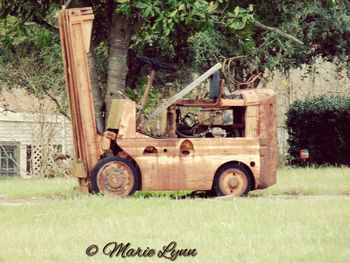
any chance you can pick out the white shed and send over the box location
[0,89,74,177]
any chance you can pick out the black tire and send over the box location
[91,156,140,197]
[213,164,253,197]
[204,189,217,198]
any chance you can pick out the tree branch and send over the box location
[62,0,74,9]
[43,90,71,120]
[253,20,304,46]
[32,15,59,33]
[6,10,34,34]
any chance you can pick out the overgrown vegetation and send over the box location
[286,95,350,166]
[1,0,350,124]
[119,0,350,72]
[0,2,67,116]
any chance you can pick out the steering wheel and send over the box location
[137,55,176,72]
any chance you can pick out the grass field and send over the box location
[0,167,349,263]
[252,166,350,196]
[1,167,349,200]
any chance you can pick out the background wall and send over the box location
[264,60,350,164]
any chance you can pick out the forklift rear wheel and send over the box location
[213,164,252,197]
[91,156,140,197]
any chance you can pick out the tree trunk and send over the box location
[88,51,105,133]
[105,12,131,122]
[69,0,131,129]
[70,0,91,8]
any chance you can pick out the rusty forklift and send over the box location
[58,8,277,197]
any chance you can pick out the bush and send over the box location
[286,95,350,166]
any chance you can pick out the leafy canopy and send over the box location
[0,1,66,114]
[0,0,349,108]
[116,0,350,73]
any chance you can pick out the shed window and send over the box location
[0,143,19,177]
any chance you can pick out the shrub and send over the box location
[286,95,350,166]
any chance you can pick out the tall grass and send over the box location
[0,167,349,262]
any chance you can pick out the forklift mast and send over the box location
[58,8,100,192]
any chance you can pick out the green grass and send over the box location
[252,167,350,196]
[0,197,349,263]
[1,167,349,200]
[0,167,349,263]
[0,176,76,200]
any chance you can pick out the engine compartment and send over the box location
[175,106,246,138]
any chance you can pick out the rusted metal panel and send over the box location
[107,100,136,136]
[256,89,277,188]
[71,160,87,178]
[118,136,260,190]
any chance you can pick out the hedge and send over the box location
[286,95,350,166]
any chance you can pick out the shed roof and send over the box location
[0,88,58,113]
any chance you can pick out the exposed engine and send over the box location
[176,107,234,138]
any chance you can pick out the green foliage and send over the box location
[125,75,160,114]
[116,0,256,67]
[256,1,350,72]
[1,0,350,120]
[94,41,109,84]
[226,5,254,30]
[286,95,350,166]
[187,30,226,66]
[114,0,350,76]
[0,1,67,115]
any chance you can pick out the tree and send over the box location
[120,0,349,86]
[1,0,349,131]
[0,1,67,116]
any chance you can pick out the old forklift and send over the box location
[58,8,276,197]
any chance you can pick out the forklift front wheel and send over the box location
[213,164,252,197]
[91,156,140,197]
